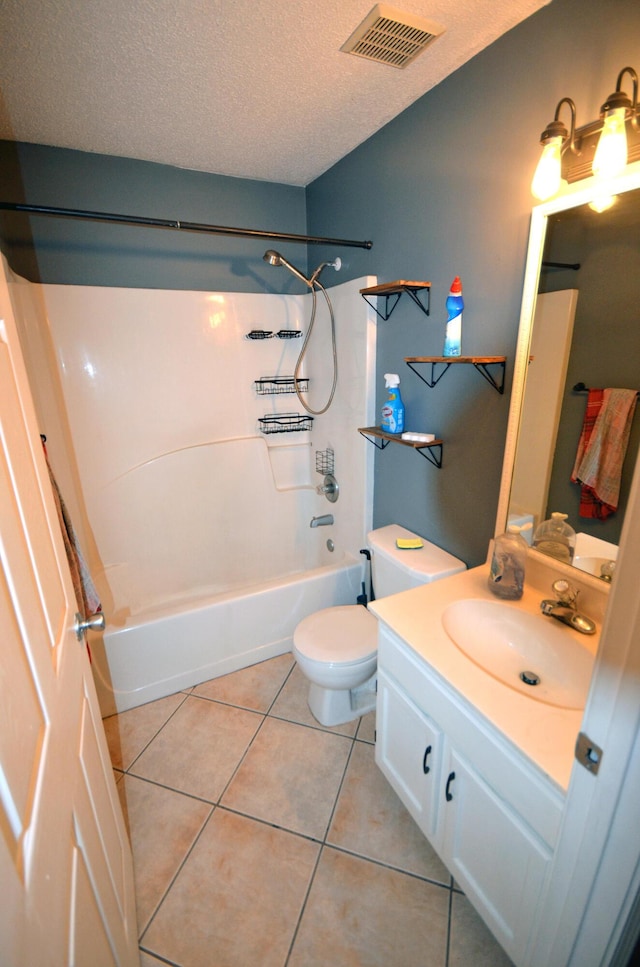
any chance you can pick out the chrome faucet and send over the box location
[600,559,616,582]
[540,579,596,635]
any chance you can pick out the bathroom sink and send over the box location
[573,533,617,578]
[573,555,612,578]
[442,599,594,709]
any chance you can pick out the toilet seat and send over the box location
[293,605,377,664]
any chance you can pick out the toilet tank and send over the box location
[368,524,465,598]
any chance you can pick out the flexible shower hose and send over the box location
[294,279,338,416]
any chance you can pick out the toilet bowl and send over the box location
[293,605,378,726]
[292,525,466,726]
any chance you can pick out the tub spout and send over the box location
[310,514,334,528]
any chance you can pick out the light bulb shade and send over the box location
[589,192,616,213]
[531,136,563,200]
[592,108,628,178]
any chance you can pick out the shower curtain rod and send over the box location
[0,202,373,250]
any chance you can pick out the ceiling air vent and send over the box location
[341,4,446,69]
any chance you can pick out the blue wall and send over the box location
[0,140,308,292]
[1,0,638,565]
[306,0,640,564]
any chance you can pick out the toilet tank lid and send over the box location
[367,525,466,581]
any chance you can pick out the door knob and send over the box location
[74,611,105,641]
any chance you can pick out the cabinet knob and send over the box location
[445,771,456,802]
[422,745,432,774]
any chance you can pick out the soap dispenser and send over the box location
[532,512,576,564]
[488,524,530,600]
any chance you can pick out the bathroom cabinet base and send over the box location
[376,627,562,966]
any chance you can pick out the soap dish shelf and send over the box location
[315,447,335,475]
[245,329,303,340]
[360,281,431,321]
[259,413,313,434]
[246,329,274,340]
[358,427,443,469]
[276,329,302,339]
[255,377,308,395]
[405,356,507,394]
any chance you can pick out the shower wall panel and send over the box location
[9,271,376,621]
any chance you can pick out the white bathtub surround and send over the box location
[8,260,376,713]
[92,557,363,714]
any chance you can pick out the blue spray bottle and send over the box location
[443,276,464,357]
[380,374,405,434]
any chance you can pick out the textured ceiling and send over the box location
[0,0,550,187]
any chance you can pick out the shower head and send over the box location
[310,257,341,284]
[262,249,312,288]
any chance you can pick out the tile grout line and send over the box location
[137,942,182,966]
[119,690,192,775]
[119,769,219,806]
[280,703,456,966]
[281,725,360,967]
[135,661,301,964]
[137,800,216,948]
[283,842,325,967]
[445,879,454,966]
[118,659,455,965]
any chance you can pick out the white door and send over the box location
[0,269,138,965]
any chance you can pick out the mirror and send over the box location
[496,162,640,581]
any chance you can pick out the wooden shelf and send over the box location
[360,280,431,321]
[358,426,443,469]
[405,355,507,394]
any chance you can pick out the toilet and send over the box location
[293,524,466,726]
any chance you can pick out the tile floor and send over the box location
[104,654,515,967]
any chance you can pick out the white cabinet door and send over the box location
[441,744,552,965]
[376,628,558,967]
[376,670,443,839]
[0,263,138,965]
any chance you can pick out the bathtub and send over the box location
[91,554,364,715]
[10,273,377,716]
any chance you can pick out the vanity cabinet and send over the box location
[376,626,564,966]
[376,670,443,839]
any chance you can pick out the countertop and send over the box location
[370,561,605,793]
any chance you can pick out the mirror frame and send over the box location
[495,160,640,560]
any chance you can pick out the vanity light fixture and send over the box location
[531,66,640,202]
[593,67,638,179]
[531,97,578,201]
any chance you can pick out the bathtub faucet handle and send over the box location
[316,473,339,503]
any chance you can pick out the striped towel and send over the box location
[571,388,637,519]
[42,441,101,619]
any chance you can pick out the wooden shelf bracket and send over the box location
[357,427,443,469]
[405,356,507,395]
[360,281,431,321]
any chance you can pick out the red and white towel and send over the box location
[571,388,638,519]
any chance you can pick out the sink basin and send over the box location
[573,555,612,578]
[442,599,594,709]
[574,533,617,578]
